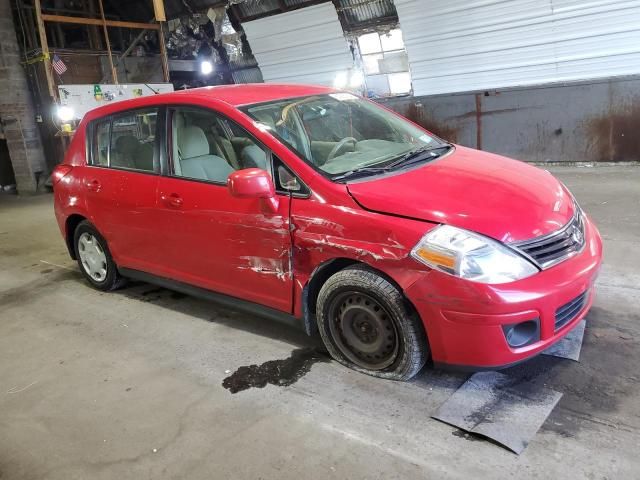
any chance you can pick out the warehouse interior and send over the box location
[0,0,639,478]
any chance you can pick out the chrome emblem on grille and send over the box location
[572,225,583,245]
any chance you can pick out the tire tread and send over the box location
[316,266,428,381]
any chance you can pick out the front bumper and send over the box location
[405,215,603,369]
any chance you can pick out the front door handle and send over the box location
[161,193,183,208]
[86,179,101,192]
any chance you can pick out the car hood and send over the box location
[346,145,575,243]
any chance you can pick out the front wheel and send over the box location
[316,266,429,381]
[74,220,125,291]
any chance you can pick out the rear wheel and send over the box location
[74,220,125,291]
[316,266,428,381]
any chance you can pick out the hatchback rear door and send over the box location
[83,107,163,271]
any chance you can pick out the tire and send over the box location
[316,266,429,381]
[73,220,125,291]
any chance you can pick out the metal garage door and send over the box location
[394,0,640,95]
[242,3,354,86]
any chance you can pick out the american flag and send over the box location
[52,54,67,75]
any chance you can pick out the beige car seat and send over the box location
[177,125,234,182]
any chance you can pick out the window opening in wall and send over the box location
[357,28,412,98]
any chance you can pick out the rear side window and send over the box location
[89,108,159,173]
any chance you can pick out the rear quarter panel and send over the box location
[53,123,93,240]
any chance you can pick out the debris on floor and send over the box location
[432,371,562,454]
[222,348,330,394]
[542,320,586,361]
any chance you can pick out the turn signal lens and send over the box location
[413,246,456,272]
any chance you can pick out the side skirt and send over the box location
[119,267,305,333]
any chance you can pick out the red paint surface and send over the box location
[54,84,603,369]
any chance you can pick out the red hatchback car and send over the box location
[53,84,602,380]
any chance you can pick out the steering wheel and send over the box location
[326,137,357,162]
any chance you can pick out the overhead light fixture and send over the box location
[56,105,75,122]
[200,60,213,75]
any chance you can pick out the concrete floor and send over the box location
[0,165,639,479]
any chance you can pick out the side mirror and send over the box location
[227,168,279,212]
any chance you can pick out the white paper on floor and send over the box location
[542,320,586,361]
[433,371,562,454]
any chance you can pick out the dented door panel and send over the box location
[155,176,293,312]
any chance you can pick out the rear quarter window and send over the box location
[92,120,110,167]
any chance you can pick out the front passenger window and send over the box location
[171,108,269,184]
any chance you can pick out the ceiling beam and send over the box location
[41,14,160,30]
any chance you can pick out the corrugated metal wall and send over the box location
[334,0,398,30]
[242,3,354,85]
[394,0,640,96]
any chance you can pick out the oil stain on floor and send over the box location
[222,347,330,394]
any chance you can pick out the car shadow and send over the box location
[112,279,322,351]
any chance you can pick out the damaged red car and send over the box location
[53,84,602,380]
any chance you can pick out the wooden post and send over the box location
[153,0,169,82]
[152,0,166,22]
[117,29,148,63]
[158,21,170,83]
[33,0,57,100]
[97,0,118,84]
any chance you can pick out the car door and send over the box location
[83,107,162,272]
[154,106,293,313]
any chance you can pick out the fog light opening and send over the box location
[503,319,540,348]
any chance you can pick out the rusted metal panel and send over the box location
[383,99,460,143]
[587,102,640,162]
[380,76,640,163]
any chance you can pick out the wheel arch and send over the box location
[65,214,87,259]
[301,258,422,338]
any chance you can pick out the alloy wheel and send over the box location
[78,232,108,282]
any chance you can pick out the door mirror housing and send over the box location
[227,168,279,212]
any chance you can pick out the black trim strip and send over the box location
[118,267,305,333]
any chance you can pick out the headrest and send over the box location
[241,145,267,169]
[115,135,140,153]
[178,126,209,159]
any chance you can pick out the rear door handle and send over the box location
[161,193,183,208]
[86,179,101,192]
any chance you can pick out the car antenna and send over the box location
[145,83,160,95]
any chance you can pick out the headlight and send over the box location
[411,225,538,284]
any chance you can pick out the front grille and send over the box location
[555,291,588,330]
[512,210,585,269]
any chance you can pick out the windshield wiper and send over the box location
[331,144,452,182]
[331,165,390,181]
[385,144,452,170]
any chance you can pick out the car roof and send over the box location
[85,83,338,120]
[185,83,338,106]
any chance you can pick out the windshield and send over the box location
[242,93,447,179]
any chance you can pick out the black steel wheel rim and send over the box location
[328,291,399,370]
